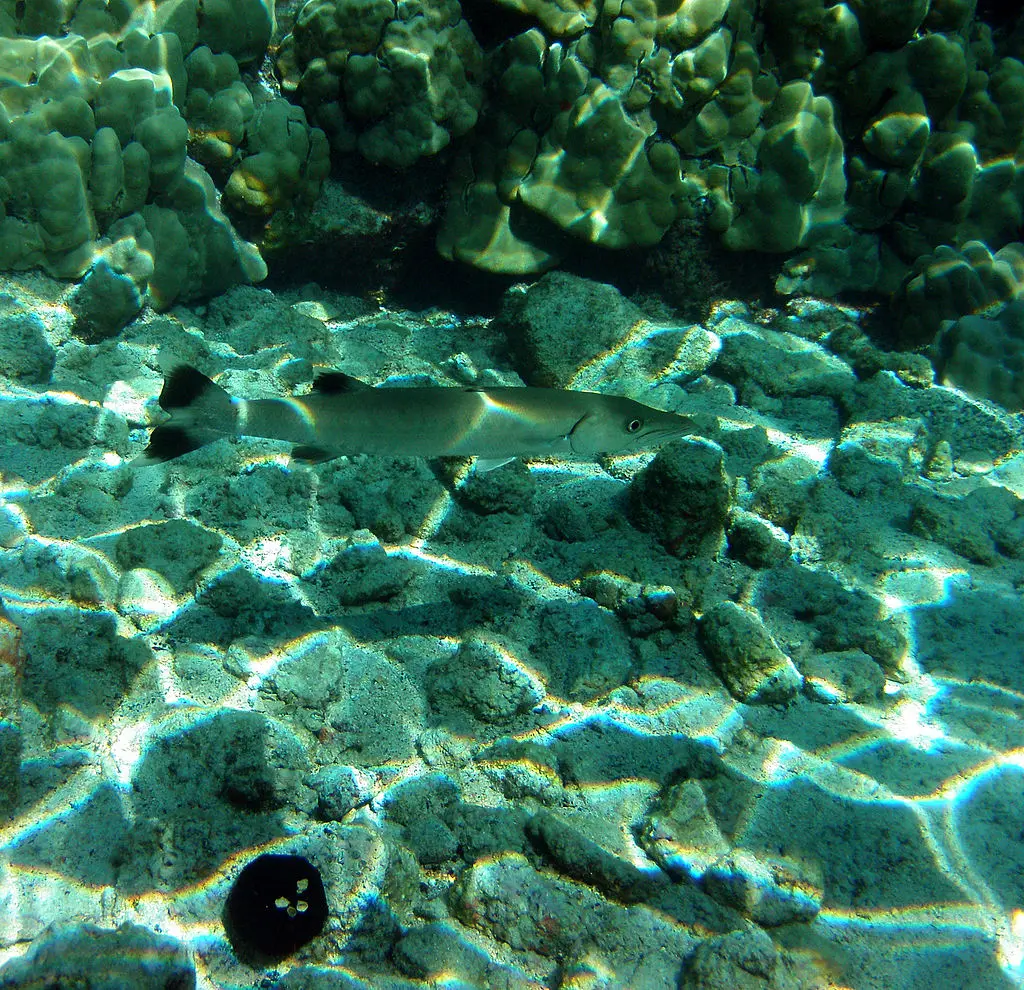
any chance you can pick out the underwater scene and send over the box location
[0,0,1022,988]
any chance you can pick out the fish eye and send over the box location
[627,418,643,433]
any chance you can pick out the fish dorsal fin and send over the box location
[312,371,370,394]
[159,365,220,410]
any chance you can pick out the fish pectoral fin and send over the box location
[544,434,576,455]
[474,456,517,473]
[311,371,370,394]
[291,444,337,463]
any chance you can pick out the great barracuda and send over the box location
[135,365,694,469]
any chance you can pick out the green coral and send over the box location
[224,99,331,217]
[758,3,1024,324]
[278,0,484,169]
[183,46,254,171]
[431,0,1024,339]
[195,0,274,66]
[438,0,776,270]
[436,28,577,272]
[938,296,1024,411]
[893,239,1024,345]
[848,0,931,48]
[0,0,1020,357]
[0,1,330,323]
[713,81,846,253]
[438,21,706,271]
[958,55,1024,159]
[519,83,690,248]
[0,111,97,277]
[490,0,598,37]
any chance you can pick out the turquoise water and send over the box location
[1,2,1023,988]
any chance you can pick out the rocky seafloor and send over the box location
[0,268,1022,990]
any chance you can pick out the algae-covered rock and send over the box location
[637,779,731,882]
[426,634,544,727]
[801,649,886,703]
[115,518,224,593]
[16,605,153,718]
[776,226,896,297]
[757,562,909,672]
[703,848,823,926]
[68,244,151,340]
[0,923,195,990]
[911,485,1024,564]
[498,271,649,387]
[714,325,857,405]
[681,929,781,990]
[726,509,790,568]
[629,439,731,557]
[307,531,416,608]
[0,302,56,384]
[697,600,802,703]
[500,267,715,390]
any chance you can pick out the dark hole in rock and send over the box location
[223,853,328,966]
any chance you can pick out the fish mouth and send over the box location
[607,423,691,457]
[645,420,693,444]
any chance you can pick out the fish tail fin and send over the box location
[133,365,236,464]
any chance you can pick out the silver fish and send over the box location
[135,365,693,469]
